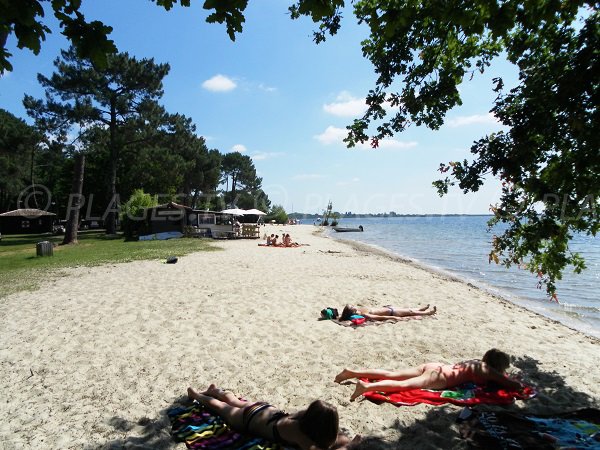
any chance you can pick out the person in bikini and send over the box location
[339,303,437,321]
[187,384,359,449]
[334,348,524,401]
[283,233,300,247]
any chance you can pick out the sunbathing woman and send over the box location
[339,303,437,321]
[334,348,523,401]
[187,384,357,449]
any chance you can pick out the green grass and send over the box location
[0,231,219,298]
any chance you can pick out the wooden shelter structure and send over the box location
[142,202,237,238]
[0,209,56,234]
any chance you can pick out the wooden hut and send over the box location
[143,202,235,238]
[145,202,190,234]
[0,209,56,234]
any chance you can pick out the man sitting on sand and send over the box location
[334,348,523,401]
[339,303,437,322]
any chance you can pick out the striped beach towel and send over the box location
[168,402,283,449]
[457,407,600,449]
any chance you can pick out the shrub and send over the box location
[121,189,158,239]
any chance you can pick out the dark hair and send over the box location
[320,307,339,320]
[298,400,339,449]
[340,305,355,321]
[482,348,511,372]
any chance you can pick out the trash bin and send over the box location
[36,241,54,257]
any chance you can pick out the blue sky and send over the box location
[0,0,518,215]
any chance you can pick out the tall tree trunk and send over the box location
[63,153,85,245]
[105,157,118,234]
[105,99,118,234]
[231,174,237,206]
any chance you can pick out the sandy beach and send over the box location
[1,224,598,449]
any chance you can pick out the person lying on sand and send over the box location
[188,384,360,449]
[334,348,523,402]
[339,303,437,321]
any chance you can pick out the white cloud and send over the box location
[252,151,282,161]
[369,139,418,150]
[323,91,367,117]
[202,74,237,92]
[314,126,349,145]
[292,174,324,180]
[258,83,277,92]
[336,177,360,186]
[446,113,498,127]
[314,126,417,150]
[231,144,247,153]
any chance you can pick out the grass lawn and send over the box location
[0,231,219,298]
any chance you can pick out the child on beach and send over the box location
[334,348,523,401]
[339,303,437,321]
[187,384,358,449]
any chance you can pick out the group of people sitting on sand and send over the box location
[266,233,300,247]
[188,348,524,450]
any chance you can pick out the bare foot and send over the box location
[187,387,200,400]
[419,304,430,311]
[334,368,353,384]
[428,306,437,315]
[203,384,223,398]
[349,380,368,402]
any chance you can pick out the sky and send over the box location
[0,0,520,215]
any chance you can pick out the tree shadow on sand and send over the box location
[91,358,598,450]
[90,396,189,450]
[348,355,598,450]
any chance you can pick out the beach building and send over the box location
[0,208,56,234]
[142,202,236,239]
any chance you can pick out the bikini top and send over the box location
[267,410,291,444]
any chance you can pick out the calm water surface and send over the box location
[327,216,600,338]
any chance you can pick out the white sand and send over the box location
[0,224,598,449]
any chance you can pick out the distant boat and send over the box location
[333,225,364,232]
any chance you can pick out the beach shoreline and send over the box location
[0,224,598,449]
[328,230,600,340]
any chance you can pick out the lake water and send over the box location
[326,216,600,339]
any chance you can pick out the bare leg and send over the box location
[393,305,436,317]
[349,370,447,401]
[418,304,430,311]
[203,384,249,408]
[187,387,245,429]
[334,366,424,384]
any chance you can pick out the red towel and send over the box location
[361,379,536,406]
